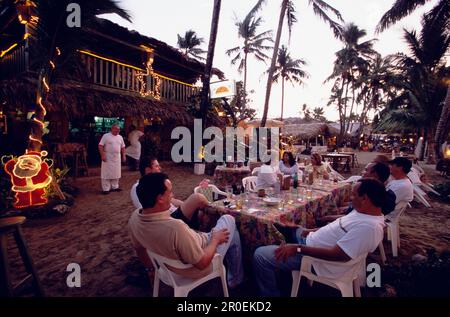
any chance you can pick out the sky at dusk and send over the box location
[102,0,438,122]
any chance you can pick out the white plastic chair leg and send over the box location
[390,225,399,257]
[338,283,354,297]
[220,269,229,297]
[290,271,301,297]
[153,274,160,297]
[353,280,362,297]
[378,242,387,264]
[174,288,190,297]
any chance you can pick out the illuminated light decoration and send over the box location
[0,43,18,58]
[49,60,55,69]
[18,14,27,24]
[23,33,30,40]
[4,151,52,209]
[38,97,47,116]
[42,77,50,92]
[33,117,45,128]
[55,47,61,56]
[78,49,194,98]
[29,135,42,144]
[198,146,205,160]
[78,50,144,71]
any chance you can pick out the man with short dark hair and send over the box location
[128,173,244,288]
[253,178,386,297]
[387,157,414,204]
[130,157,207,230]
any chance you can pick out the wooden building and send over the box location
[0,3,224,163]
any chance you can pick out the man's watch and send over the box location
[297,246,302,253]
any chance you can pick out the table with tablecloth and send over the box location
[200,186,349,263]
[299,181,351,208]
[213,166,251,190]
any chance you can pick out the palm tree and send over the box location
[199,0,222,124]
[177,30,207,61]
[225,0,272,93]
[14,0,131,152]
[261,0,343,127]
[326,23,377,143]
[271,45,308,121]
[376,13,449,162]
[377,0,449,158]
[312,107,326,121]
[376,0,447,33]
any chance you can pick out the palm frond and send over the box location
[309,0,343,39]
[376,0,429,33]
[286,0,297,42]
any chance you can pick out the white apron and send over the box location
[99,133,125,179]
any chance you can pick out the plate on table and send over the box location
[263,197,281,206]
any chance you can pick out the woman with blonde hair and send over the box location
[308,152,330,180]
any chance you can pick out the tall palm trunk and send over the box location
[280,76,285,121]
[28,10,66,152]
[261,0,288,127]
[243,49,248,95]
[200,0,222,124]
[434,85,450,159]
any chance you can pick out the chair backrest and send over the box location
[385,200,408,222]
[251,167,261,176]
[147,249,193,287]
[194,184,227,202]
[323,161,345,180]
[242,176,258,192]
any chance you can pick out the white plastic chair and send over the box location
[147,250,229,297]
[412,185,432,208]
[378,201,409,262]
[291,253,367,297]
[194,184,228,202]
[408,169,440,197]
[339,175,362,184]
[242,176,258,192]
[323,161,345,181]
[251,167,261,176]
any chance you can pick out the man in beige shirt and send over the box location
[128,172,243,287]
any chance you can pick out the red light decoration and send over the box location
[4,151,52,208]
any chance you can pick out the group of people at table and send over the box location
[126,152,414,296]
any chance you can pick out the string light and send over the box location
[49,60,55,69]
[42,77,50,92]
[56,47,61,56]
[23,33,30,40]
[0,43,18,58]
[78,50,144,71]
[38,97,47,116]
[29,135,42,144]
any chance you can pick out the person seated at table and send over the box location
[387,157,414,204]
[256,160,282,190]
[128,172,244,288]
[130,156,208,230]
[279,152,300,176]
[253,178,386,297]
[320,163,396,224]
[307,153,330,180]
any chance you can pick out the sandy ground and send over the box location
[5,152,450,297]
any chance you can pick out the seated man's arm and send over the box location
[130,232,154,270]
[194,229,229,270]
[275,244,351,263]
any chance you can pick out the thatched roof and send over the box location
[246,119,284,128]
[0,78,195,125]
[283,123,340,139]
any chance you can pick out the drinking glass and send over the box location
[225,185,233,199]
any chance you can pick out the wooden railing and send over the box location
[0,43,28,79]
[81,53,198,103]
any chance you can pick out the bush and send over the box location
[381,249,450,296]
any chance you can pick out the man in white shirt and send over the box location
[253,178,386,296]
[387,157,414,204]
[130,157,209,230]
[256,162,282,190]
[98,124,126,194]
